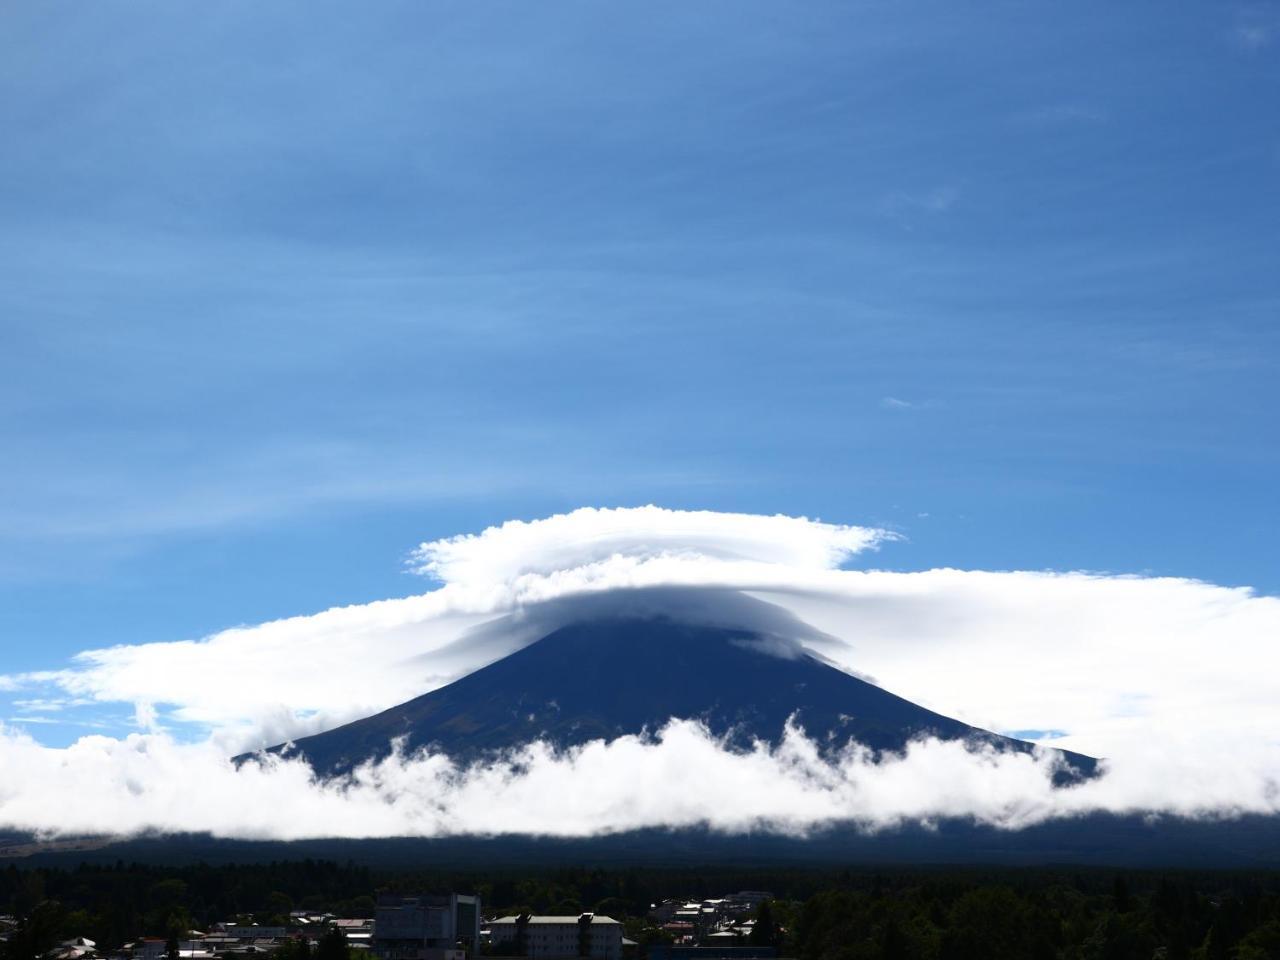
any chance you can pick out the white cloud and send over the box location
[410,505,888,582]
[1235,22,1275,49]
[1231,6,1280,50]
[881,187,959,217]
[0,719,1275,842]
[12,697,89,712]
[1237,24,1272,46]
[1018,103,1108,125]
[2,506,1278,840]
[7,508,887,753]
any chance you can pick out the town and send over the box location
[1,890,785,960]
[5,860,1280,960]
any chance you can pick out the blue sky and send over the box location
[2,1,1278,742]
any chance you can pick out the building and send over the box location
[48,938,99,960]
[335,918,375,951]
[373,894,481,960]
[488,914,623,960]
[658,922,694,944]
[647,902,680,926]
[218,927,288,940]
[647,948,776,960]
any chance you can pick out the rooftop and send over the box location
[491,916,621,926]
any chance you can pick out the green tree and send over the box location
[267,891,294,922]
[622,917,672,952]
[1236,918,1280,960]
[277,938,314,960]
[1080,911,1150,960]
[594,898,632,920]
[750,901,777,949]
[880,918,909,960]
[514,914,531,957]
[316,927,348,960]
[940,887,1046,960]
[6,900,66,960]
[1112,876,1132,915]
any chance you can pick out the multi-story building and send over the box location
[488,914,623,960]
[373,894,481,960]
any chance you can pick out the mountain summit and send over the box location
[252,616,1095,781]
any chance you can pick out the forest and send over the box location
[2,860,1280,960]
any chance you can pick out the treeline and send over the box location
[0,860,376,950]
[4,862,1280,959]
[787,876,1280,959]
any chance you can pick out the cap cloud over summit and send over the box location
[0,507,1277,841]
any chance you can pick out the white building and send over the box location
[488,915,622,960]
[373,893,481,960]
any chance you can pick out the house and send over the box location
[659,922,694,944]
[335,918,375,951]
[647,902,680,925]
[49,938,98,960]
[130,938,169,960]
[488,914,623,960]
[195,938,243,954]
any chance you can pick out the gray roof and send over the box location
[491,916,621,926]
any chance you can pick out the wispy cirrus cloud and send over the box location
[880,186,960,218]
[1232,6,1279,49]
[1017,102,1108,125]
[11,698,88,713]
[880,396,916,410]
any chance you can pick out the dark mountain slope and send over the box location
[250,617,1095,780]
[21,813,1280,868]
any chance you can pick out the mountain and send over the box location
[250,616,1096,780]
[19,814,1280,868]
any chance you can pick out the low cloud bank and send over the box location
[2,719,1276,842]
[1,506,1278,839]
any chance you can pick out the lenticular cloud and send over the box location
[1,505,1279,841]
[410,506,890,582]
